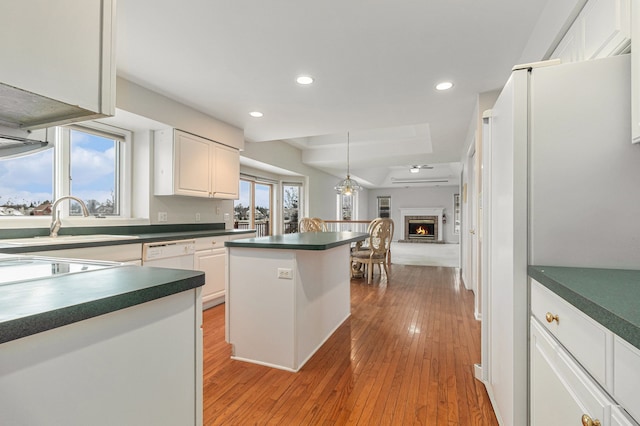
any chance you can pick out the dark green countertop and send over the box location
[0,264,205,344]
[225,231,368,250]
[0,228,255,254]
[529,265,640,351]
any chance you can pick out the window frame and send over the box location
[336,192,359,221]
[235,176,274,237]
[0,122,132,224]
[55,122,132,219]
[282,181,303,234]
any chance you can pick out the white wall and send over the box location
[116,77,244,150]
[367,186,459,243]
[115,82,238,227]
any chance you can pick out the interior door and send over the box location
[469,144,479,317]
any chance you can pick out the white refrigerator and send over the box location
[480,54,640,426]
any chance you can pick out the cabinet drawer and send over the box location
[611,405,640,426]
[531,318,612,426]
[614,336,640,422]
[531,279,609,385]
[194,236,228,251]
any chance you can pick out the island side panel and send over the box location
[227,247,296,370]
[295,244,351,368]
[0,289,201,426]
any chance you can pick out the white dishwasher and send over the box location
[142,239,196,269]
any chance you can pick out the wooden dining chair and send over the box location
[351,218,394,284]
[299,217,326,232]
[310,217,328,231]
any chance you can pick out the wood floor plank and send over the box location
[202,263,499,425]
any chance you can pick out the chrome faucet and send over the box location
[50,196,90,237]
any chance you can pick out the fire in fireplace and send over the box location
[408,219,435,240]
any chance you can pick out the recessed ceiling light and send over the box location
[410,166,420,173]
[249,111,263,118]
[435,81,454,91]
[296,76,314,85]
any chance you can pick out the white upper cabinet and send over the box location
[154,129,239,199]
[0,0,116,129]
[632,0,640,143]
[551,0,631,63]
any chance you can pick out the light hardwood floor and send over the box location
[203,263,498,425]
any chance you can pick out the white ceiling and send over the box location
[116,0,549,188]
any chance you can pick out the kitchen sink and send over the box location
[0,234,140,246]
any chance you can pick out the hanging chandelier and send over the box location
[334,132,362,195]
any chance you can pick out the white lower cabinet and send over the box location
[195,237,227,309]
[612,405,640,426]
[0,289,202,425]
[530,279,640,426]
[195,233,255,309]
[613,336,640,422]
[530,319,610,426]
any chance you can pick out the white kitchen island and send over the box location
[0,260,205,426]
[225,232,367,372]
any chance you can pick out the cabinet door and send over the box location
[582,0,631,60]
[175,131,212,197]
[611,406,640,426]
[551,25,582,64]
[614,336,640,421]
[194,248,226,306]
[213,144,239,199]
[0,0,115,126]
[530,319,611,426]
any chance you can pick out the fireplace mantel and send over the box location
[399,208,445,242]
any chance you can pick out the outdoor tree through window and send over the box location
[234,178,272,237]
[283,183,301,233]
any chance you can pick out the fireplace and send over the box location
[408,219,436,240]
[399,207,445,243]
[403,215,439,242]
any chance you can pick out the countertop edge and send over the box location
[0,269,205,345]
[0,229,256,254]
[225,232,368,250]
[529,265,640,351]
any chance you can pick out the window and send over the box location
[337,193,358,221]
[0,146,53,216]
[68,128,120,215]
[234,178,273,237]
[282,183,302,234]
[0,122,131,218]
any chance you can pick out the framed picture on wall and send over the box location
[377,196,391,218]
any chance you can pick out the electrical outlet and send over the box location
[277,268,293,279]
[158,212,168,222]
[195,213,201,222]
[216,207,221,215]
